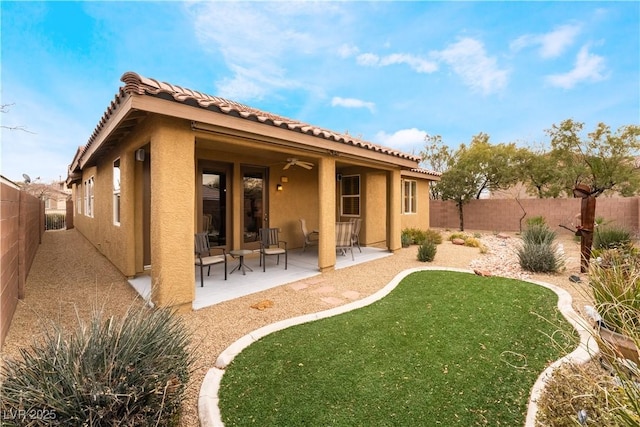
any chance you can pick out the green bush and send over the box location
[0,305,194,426]
[525,216,547,228]
[593,225,632,251]
[517,242,565,273]
[417,240,437,262]
[522,224,556,245]
[402,228,442,245]
[448,232,469,242]
[463,237,482,248]
[423,229,443,245]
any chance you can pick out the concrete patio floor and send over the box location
[128,247,392,310]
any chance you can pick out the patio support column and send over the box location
[231,163,242,249]
[388,169,401,253]
[317,156,336,272]
[149,119,195,312]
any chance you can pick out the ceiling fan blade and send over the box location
[283,163,292,170]
[299,163,313,169]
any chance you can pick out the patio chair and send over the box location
[194,232,227,286]
[259,228,288,272]
[335,221,354,261]
[349,218,362,252]
[299,218,319,251]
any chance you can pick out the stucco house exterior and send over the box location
[66,71,440,312]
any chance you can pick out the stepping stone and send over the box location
[289,283,308,291]
[342,291,360,300]
[311,285,335,294]
[320,297,344,305]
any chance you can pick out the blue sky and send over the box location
[1,1,638,183]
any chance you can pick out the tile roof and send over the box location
[119,71,421,162]
[72,71,443,180]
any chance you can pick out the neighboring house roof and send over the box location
[68,71,440,183]
[402,168,442,181]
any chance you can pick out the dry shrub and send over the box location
[535,361,630,426]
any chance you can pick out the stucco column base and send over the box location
[318,265,335,273]
[171,302,193,314]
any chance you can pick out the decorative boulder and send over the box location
[452,238,465,245]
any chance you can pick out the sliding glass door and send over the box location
[242,166,268,249]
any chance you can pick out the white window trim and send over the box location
[340,174,361,217]
[84,176,94,218]
[77,183,82,214]
[403,179,417,214]
[113,159,121,226]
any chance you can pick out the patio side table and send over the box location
[229,249,254,275]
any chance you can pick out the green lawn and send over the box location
[219,271,578,426]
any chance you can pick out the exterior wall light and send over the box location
[276,184,283,191]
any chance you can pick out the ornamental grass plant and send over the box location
[517,222,565,273]
[0,304,194,426]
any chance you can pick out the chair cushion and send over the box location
[195,255,225,266]
[263,248,285,255]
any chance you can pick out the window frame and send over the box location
[113,158,121,225]
[340,174,361,217]
[402,179,418,214]
[84,176,94,218]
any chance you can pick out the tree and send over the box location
[514,146,564,198]
[420,134,453,199]
[435,133,521,230]
[1,103,33,133]
[546,119,640,197]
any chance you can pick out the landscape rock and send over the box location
[452,238,465,245]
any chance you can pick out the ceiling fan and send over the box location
[283,158,314,170]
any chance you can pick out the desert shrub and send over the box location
[401,231,412,247]
[463,237,482,248]
[423,229,443,245]
[536,361,633,426]
[402,228,442,245]
[0,305,194,426]
[417,240,437,262]
[522,223,556,245]
[448,232,469,242]
[517,241,565,273]
[594,224,632,251]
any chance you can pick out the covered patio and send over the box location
[128,247,391,310]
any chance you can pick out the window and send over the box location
[76,183,82,214]
[113,159,121,225]
[403,179,417,214]
[84,176,94,218]
[341,175,360,216]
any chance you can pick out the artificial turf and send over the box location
[219,270,578,426]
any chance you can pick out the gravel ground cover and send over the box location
[1,228,589,426]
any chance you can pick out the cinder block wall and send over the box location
[430,197,640,233]
[0,179,43,348]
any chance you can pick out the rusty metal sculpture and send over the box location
[572,184,597,273]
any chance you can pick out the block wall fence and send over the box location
[0,178,44,349]
[430,197,640,235]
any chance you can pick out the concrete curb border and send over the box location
[198,267,596,427]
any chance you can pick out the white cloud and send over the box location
[331,97,375,113]
[433,38,509,95]
[186,2,343,100]
[510,24,581,58]
[374,128,427,154]
[356,52,438,73]
[546,45,607,89]
[338,43,359,58]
